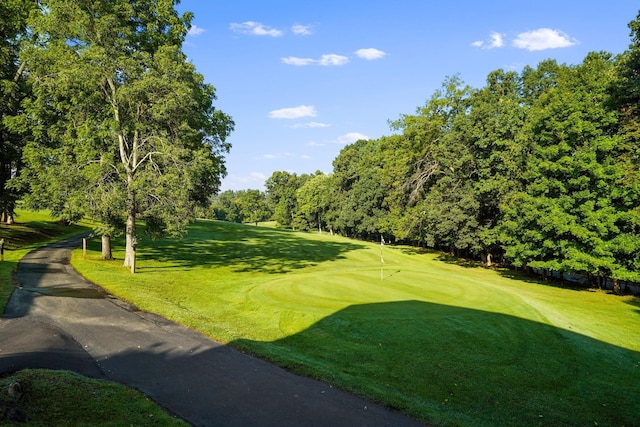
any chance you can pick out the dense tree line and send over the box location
[242,13,640,287]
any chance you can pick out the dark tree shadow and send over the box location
[625,298,640,315]
[232,300,640,427]
[434,253,483,268]
[134,221,367,274]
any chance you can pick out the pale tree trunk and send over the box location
[317,213,322,234]
[101,234,113,260]
[107,76,138,274]
[123,174,137,274]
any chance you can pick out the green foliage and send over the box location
[237,189,270,226]
[500,53,640,281]
[265,171,311,228]
[296,172,335,233]
[9,0,233,266]
[0,0,35,221]
[209,188,272,225]
[210,190,243,222]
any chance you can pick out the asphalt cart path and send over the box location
[0,236,425,426]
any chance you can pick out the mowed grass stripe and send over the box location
[71,219,640,427]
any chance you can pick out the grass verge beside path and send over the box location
[0,369,187,426]
[72,219,640,427]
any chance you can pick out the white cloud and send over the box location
[281,56,316,66]
[472,32,505,49]
[308,141,325,147]
[291,121,331,129]
[257,152,310,160]
[230,21,283,37]
[187,25,205,37]
[292,24,312,36]
[513,28,577,51]
[268,105,317,119]
[282,54,349,67]
[301,154,312,159]
[489,32,505,48]
[319,54,349,66]
[355,48,386,60]
[335,132,370,144]
[222,172,268,191]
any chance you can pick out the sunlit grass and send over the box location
[71,219,640,426]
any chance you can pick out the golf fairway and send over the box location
[72,220,640,426]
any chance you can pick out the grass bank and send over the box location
[0,369,187,426]
[72,219,640,426]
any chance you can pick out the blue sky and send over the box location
[176,1,639,191]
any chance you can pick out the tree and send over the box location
[265,171,306,228]
[0,0,35,224]
[237,189,270,226]
[211,190,242,222]
[296,173,334,234]
[500,53,637,284]
[12,0,233,271]
[607,11,640,286]
[458,69,527,264]
[390,76,481,253]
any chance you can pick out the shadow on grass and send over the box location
[231,300,640,427]
[137,220,367,274]
[495,268,609,294]
[625,298,640,315]
[0,221,83,250]
[434,253,483,268]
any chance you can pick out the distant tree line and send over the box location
[211,12,640,287]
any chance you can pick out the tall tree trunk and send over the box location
[123,174,136,273]
[612,277,621,294]
[101,234,113,260]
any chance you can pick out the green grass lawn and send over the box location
[0,369,187,426]
[71,219,640,427]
